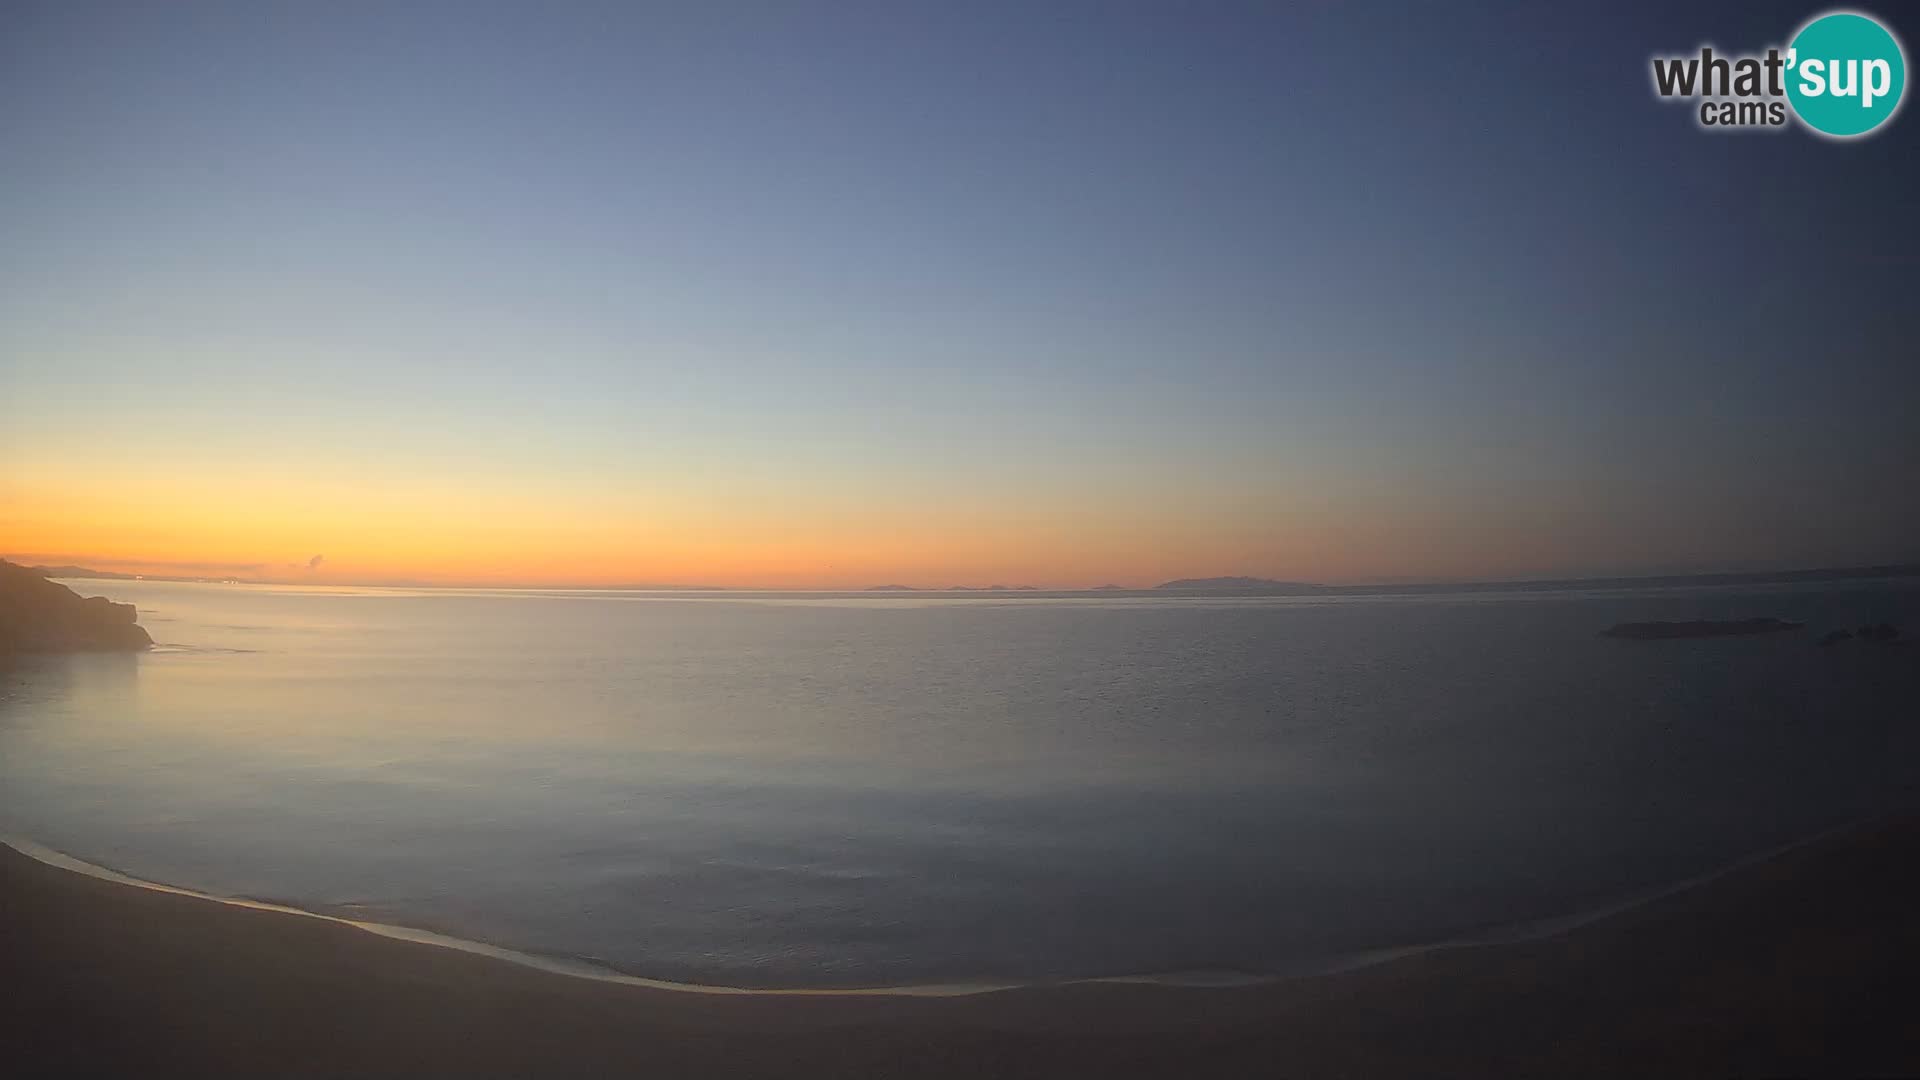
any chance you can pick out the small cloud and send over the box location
[307,554,326,571]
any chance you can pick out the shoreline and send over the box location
[0,816,1877,999]
[9,814,1920,1076]
[0,835,1013,998]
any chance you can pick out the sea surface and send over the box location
[3,578,1918,988]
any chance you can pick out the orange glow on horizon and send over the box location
[2,449,1744,589]
[1,466,1435,589]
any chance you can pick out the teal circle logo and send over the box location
[1786,11,1907,137]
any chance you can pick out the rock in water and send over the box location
[0,559,154,652]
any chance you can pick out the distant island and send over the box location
[1155,576,1326,593]
[865,584,917,592]
[0,559,154,652]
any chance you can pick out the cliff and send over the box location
[0,559,154,652]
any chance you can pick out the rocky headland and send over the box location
[0,559,153,652]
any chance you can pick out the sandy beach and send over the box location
[6,815,1919,1078]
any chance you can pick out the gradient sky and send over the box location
[3,1,1917,588]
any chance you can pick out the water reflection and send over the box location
[2,579,1917,988]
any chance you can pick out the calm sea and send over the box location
[3,578,1917,988]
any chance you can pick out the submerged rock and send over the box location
[1600,618,1803,640]
[0,559,153,653]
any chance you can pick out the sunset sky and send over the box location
[4,1,1917,588]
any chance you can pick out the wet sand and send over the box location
[6,816,1920,1077]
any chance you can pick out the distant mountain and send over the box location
[1155,576,1325,593]
[25,563,249,584]
[865,584,917,591]
[1091,584,1127,591]
[27,564,136,580]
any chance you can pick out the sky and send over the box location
[3,0,1917,588]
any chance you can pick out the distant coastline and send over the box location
[16,559,1919,598]
[1145,564,1920,597]
[14,564,730,591]
[866,564,1920,596]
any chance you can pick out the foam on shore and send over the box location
[2,818,1876,998]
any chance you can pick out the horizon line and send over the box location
[11,556,1918,596]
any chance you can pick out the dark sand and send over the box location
[6,818,1920,1078]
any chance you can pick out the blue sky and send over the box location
[2,1,1916,585]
